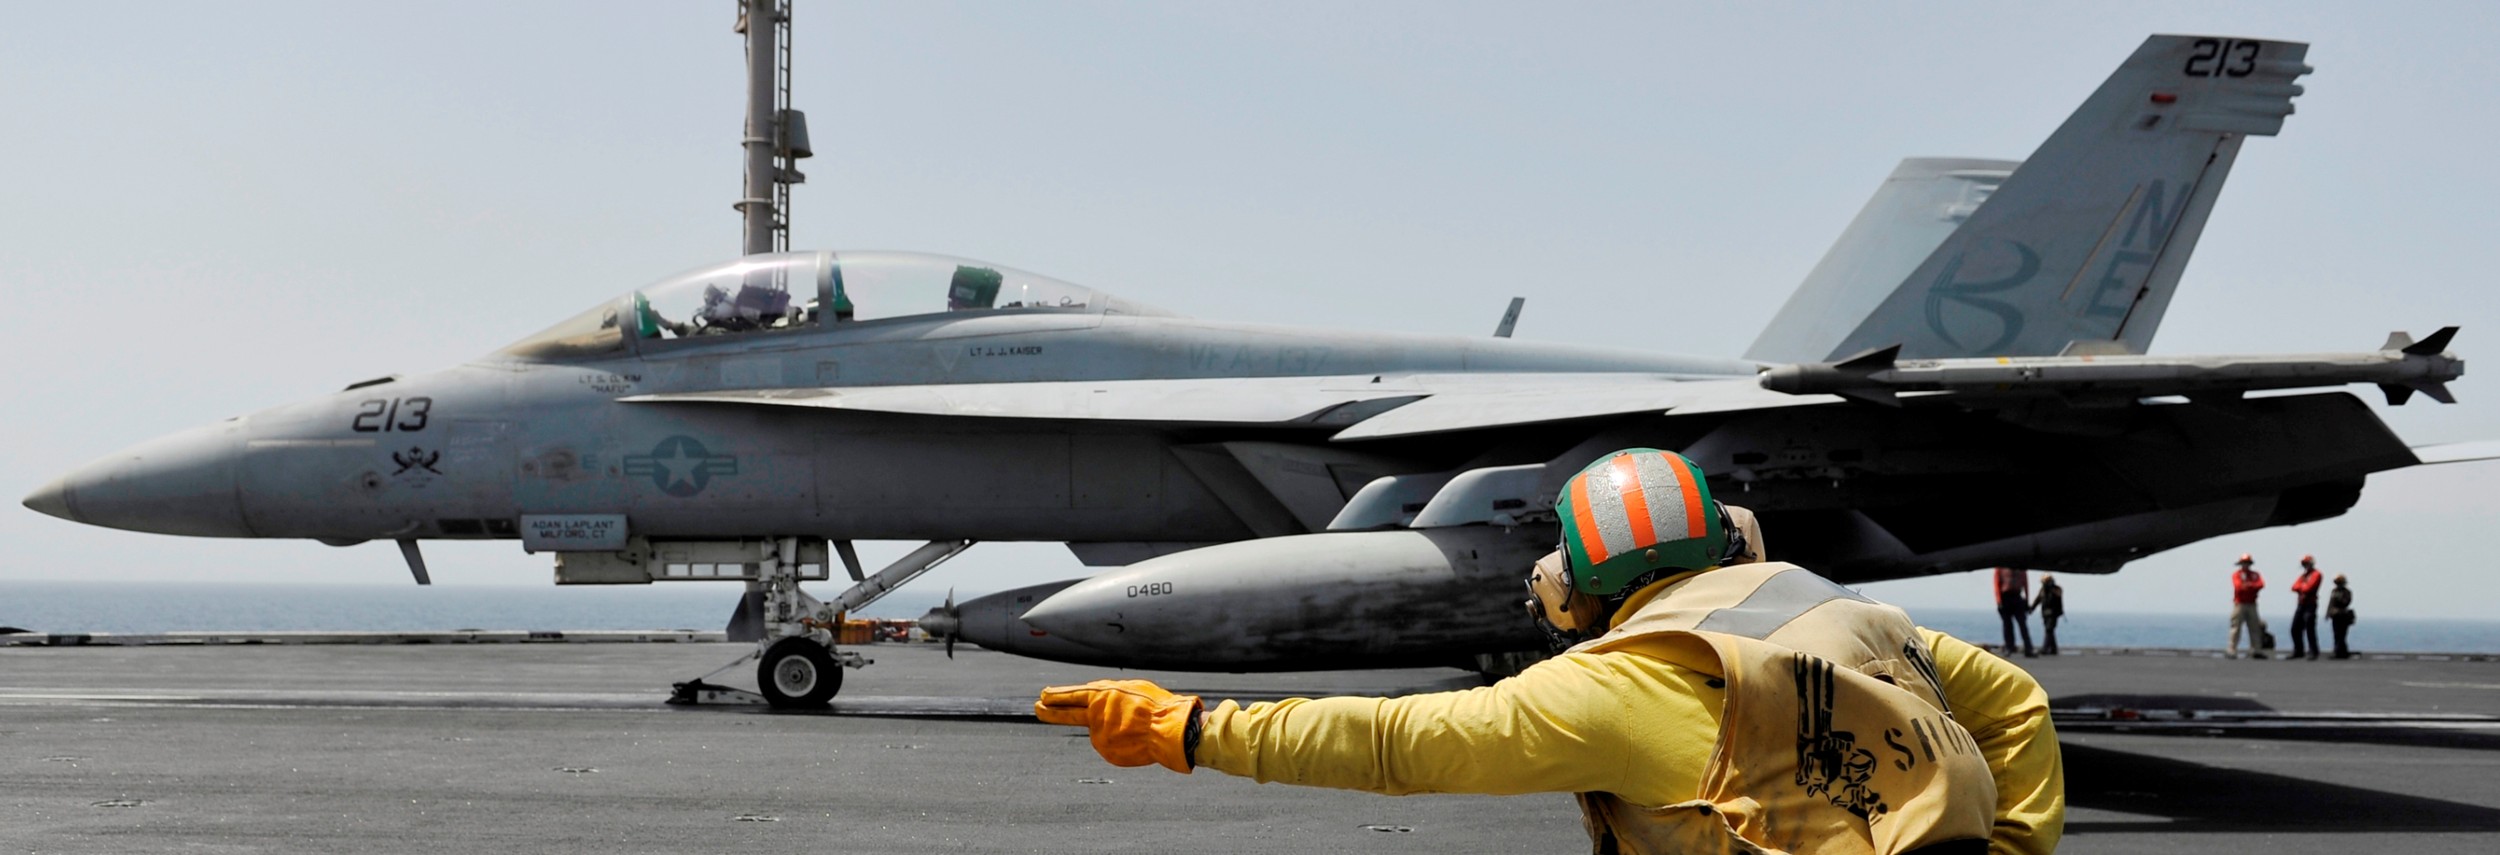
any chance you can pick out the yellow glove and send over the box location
[1034,679,1202,773]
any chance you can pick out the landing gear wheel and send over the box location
[758,636,842,709]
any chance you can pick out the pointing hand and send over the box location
[1035,679,1202,773]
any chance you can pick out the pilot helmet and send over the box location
[1527,449,1743,642]
[1555,448,1735,596]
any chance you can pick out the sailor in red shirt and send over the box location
[2229,554,2269,660]
[1994,566,2036,658]
[2289,555,2325,661]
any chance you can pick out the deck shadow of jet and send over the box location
[2054,693,2500,752]
[2064,742,2500,833]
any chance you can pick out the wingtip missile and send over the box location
[1833,344,1902,371]
[2379,380,2458,406]
[2383,325,2460,355]
[1767,335,2466,403]
[2404,326,2460,357]
[1759,345,1901,395]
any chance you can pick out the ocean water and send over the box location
[5,583,2498,654]
[1895,606,2500,655]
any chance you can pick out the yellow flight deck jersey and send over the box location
[1195,563,2063,855]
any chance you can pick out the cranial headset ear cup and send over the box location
[1528,550,1597,633]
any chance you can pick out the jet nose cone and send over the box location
[22,477,76,522]
[41,423,253,537]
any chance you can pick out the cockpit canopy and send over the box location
[499,251,1164,360]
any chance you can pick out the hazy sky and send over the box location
[4,2,2495,620]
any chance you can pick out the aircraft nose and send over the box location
[32,423,254,537]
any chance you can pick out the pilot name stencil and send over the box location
[623,436,739,497]
[969,345,1043,357]
[577,372,642,394]
[519,514,630,551]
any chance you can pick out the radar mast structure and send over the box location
[736,0,810,255]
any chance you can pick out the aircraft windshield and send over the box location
[497,300,628,360]
[827,251,1102,322]
[632,254,824,341]
[498,251,1147,360]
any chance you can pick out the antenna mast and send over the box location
[737,0,809,255]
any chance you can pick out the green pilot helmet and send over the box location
[1554,448,1730,596]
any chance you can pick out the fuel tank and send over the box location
[1017,528,1550,671]
[919,578,1141,667]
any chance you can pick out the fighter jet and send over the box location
[20,35,2472,706]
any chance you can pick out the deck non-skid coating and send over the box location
[3,642,2497,854]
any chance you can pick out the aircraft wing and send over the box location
[625,329,2458,441]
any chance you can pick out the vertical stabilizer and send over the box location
[1805,35,2309,360]
[1747,158,2017,363]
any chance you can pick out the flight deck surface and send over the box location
[3,642,2496,853]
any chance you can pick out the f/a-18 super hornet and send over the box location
[21,35,2475,706]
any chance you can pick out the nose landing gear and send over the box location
[758,635,842,708]
[667,537,973,709]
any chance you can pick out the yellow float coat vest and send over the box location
[1566,563,1997,855]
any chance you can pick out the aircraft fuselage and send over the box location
[32,311,1754,547]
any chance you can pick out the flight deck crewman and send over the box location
[2228,554,2269,660]
[1038,449,2063,855]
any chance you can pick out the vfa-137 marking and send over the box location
[23,35,2482,707]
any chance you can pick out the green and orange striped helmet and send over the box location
[1556,448,1728,595]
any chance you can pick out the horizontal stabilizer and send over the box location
[2411,440,2500,466]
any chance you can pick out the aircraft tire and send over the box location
[758,636,841,709]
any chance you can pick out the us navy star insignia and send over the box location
[623,435,739,497]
